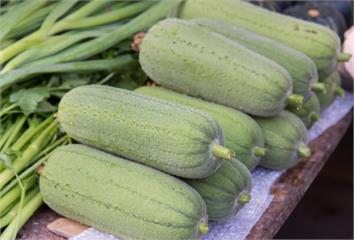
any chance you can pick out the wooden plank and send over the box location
[47,218,88,239]
[17,110,352,240]
[246,110,353,240]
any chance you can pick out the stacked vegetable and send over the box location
[1,0,351,239]
[0,0,182,239]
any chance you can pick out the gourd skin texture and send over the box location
[288,93,320,128]
[57,85,225,179]
[40,144,208,240]
[317,71,342,111]
[194,18,318,101]
[136,86,264,170]
[186,158,252,220]
[180,0,340,79]
[255,111,309,170]
[139,18,293,117]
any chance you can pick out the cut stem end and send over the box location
[311,82,327,94]
[298,143,311,158]
[310,112,320,122]
[287,94,304,108]
[335,87,345,97]
[198,222,209,234]
[212,144,234,160]
[131,32,145,52]
[253,146,267,157]
[337,52,352,62]
[238,192,251,204]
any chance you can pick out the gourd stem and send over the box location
[198,222,209,234]
[335,87,345,97]
[253,146,267,157]
[298,143,311,158]
[311,82,327,94]
[310,112,320,122]
[212,144,234,160]
[131,32,145,52]
[337,52,352,62]
[286,94,304,109]
[238,192,251,204]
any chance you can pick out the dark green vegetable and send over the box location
[0,55,137,91]
[186,158,252,220]
[255,111,311,170]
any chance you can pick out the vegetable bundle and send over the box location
[0,0,182,238]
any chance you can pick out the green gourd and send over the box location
[185,158,252,220]
[194,18,320,101]
[40,144,209,240]
[255,111,311,170]
[136,86,265,170]
[57,85,233,179]
[139,18,302,117]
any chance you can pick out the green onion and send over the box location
[0,191,42,240]
[0,186,39,228]
[0,174,36,214]
[0,55,137,91]
[0,120,58,189]
[0,0,47,41]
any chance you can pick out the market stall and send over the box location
[0,1,352,239]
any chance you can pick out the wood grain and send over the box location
[47,218,88,238]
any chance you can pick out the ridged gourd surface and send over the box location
[57,85,224,178]
[139,18,292,117]
[255,111,308,170]
[40,144,208,240]
[180,0,340,78]
[136,86,264,170]
[186,158,252,220]
[317,71,341,111]
[194,18,318,101]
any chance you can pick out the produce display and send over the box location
[0,0,351,239]
[57,85,232,178]
[136,86,265,170]
[139,18,301,117]
[180,0,350,79]
[194,18,320,101]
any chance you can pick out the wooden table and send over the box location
[17,111,353,240]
